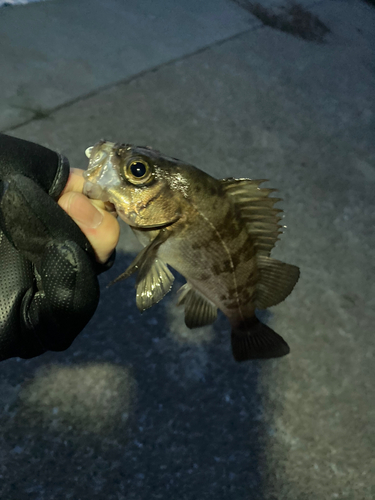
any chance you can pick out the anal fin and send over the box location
[231,318,290,361]
[177,283,217,329]
[256,255,300,309]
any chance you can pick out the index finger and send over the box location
[59,168,85,196]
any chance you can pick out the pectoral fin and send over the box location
[255,255,300,309]
[109,229,174,311]
[109,243,151,286]
[177,283,217,329]
[135,257,174,311]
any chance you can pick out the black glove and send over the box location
[0,133,113,361]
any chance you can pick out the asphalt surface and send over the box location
[0,0,374,499]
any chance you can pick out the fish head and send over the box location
[83,141,187,229]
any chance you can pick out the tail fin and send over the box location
[231,318,290,362]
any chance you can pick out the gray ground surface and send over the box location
[0,0,374,499]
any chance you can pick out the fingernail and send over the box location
[67,192,103,228]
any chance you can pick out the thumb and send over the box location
[58,192,120,264]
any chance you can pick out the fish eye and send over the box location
[130,161,147,178]
[125,159,153,185]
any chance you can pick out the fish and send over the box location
[83,140,300,362]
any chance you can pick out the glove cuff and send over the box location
[48,153,70,200]
[95,249,116,275]
[0,133,70,198]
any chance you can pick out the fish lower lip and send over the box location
[128,216,181,230]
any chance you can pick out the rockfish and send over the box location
[83,141,300,361]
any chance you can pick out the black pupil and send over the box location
[131,162,146,178]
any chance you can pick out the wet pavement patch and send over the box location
[233,1,331,43]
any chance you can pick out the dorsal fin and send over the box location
[221,178,283,256]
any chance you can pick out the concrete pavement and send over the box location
[0,0,252,131]
[0,0,374,499]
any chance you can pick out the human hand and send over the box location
[58,168,119,264]
[0,133,119,361]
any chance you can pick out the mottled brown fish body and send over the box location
[83,142,300,361]
[156,177,259,324]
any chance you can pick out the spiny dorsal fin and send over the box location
[221,178,283,256]
[255,255,300,309]
[177,283,217,329]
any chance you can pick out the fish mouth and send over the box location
[83,180,116,214]
[127,215,181,231]
[83,180,107,200]
[83,179,180,228]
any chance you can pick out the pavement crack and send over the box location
[2,26,261,134]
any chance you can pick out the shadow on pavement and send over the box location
[0,251,270,499]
